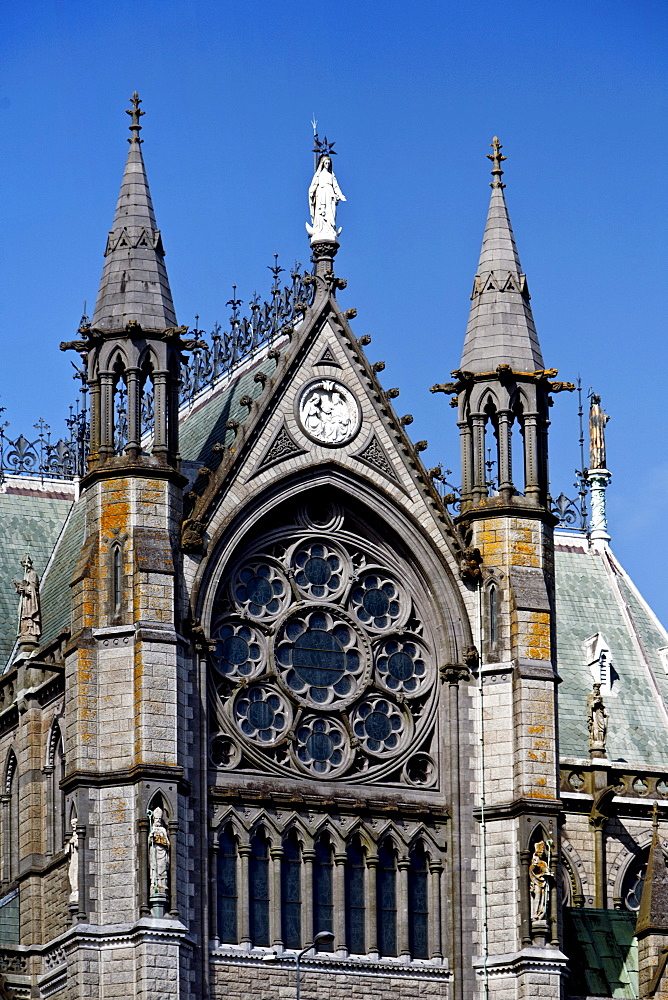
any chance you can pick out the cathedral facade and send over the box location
[0,97,667,1000]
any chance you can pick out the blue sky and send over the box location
[1,0,667,618]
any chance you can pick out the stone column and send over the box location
[210,839,219,945]
[125,367,141,459]
[398,857,410,958]
[497,409,513,501]
[366,855,378,959]
[523,411,540,502]
[270,845,283,948]
[458,419,473,502]
[99,373,114,458]
[588,469,612,544]
[238,845,251,945]
[168,820,179,918]
[138,818,150,917]
[302,848,315,948]
[152,372,168,460]
[334,852,347,955]
[472,413,487,503]
[429,860,443,960]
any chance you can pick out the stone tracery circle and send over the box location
[290,537,348,602]
[375,634,432,697]
[292,714,352,778]
[298,378,361,446]
[231,559,290,620]
[350,693,411,757]
[348,570,407,632]
[233,685,292,746]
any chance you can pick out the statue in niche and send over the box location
[306,154,346,244]
[148,805,170,897]
[67,816,79,905]
[13,556,41,640]
[587,682,609,749]
[529,838,553,920]
[589,394,610,471]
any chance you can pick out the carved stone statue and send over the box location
[589,394,610,471]
[13,556,41,640]
[529,839,552,920]
[587,682,609,750]
[68,816,79,905]
[148,805,170,898]
[306,154,346,244]
[299,380,359,445]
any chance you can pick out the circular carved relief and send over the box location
[293,715,351,778]
[298,379,361,446]
[274,607,370,708]
[233,685,292,746]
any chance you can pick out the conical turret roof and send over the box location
[91,93,176,332]
[459,138,544,373]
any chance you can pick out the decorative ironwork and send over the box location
[428,466,463,514]
[2,260,313,481]
[550,378,590,530]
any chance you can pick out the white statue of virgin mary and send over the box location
[306,154,346,244]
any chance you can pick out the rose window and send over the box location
[212,622,264,681]
[274,608,369,707]
[232,561,289,620]
[294,715,351,777]
[350,695,409,756]
[349,572,405,631]
[292,540,346,601]
[375,636,430,696]
[234,686,291,745]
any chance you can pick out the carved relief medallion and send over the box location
[298,379,361,446]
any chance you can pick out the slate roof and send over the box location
[555,532,668,767]
[0,487,74,667]
[38,497,86,651]
[563,908,638,998]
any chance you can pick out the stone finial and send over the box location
[587,681,609,757]
[13,555,41,644]
[126,91,144,144]
[588,393,611,544]
[487,136,506,188]
[306,133,346,245]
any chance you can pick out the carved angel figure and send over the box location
[587,682,609,747]
[306,155,346,243]
[148,805,170,897]
[13,556,41,639]
[529,839,552,920]
[68,816,79,905]
[589,394,610,471]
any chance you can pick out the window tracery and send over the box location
[208,500,440,787]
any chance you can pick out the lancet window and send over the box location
[213,822,442,960]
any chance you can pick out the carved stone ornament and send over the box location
[67,816,79,905]
[587,681,609,754]
[356,434,396,480]
[148,806,170,903]
[529,838,553,921]
[306,154,346,244]
[298,379,361,446]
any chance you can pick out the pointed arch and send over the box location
[249,827,271,946]
[377,836,398,956]
[217,822,238,944]
[45,719,66,855]
[281,828,302,949]
[408,839,430,958]
[345,833,366,955]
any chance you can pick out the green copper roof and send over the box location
[0,490,73,668]
[555,535,668,767]
[563,908,638,998]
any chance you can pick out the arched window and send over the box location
[313,837,333,949]
[112,546,122,614]
[345,838,366,954]
[50,728,66,853]
[218,825,238,944]
[408,844,429,958]
[489,585,498,644]
[622,849,648,913]
[377,839,397,957]
[249,832,270,946]
[281,832,301,949]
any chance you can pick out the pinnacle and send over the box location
[91,94,176,332]
[459,141,544,373]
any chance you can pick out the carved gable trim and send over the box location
[354,433,398,483]
[315,345,341,367]
[252,421,307,477]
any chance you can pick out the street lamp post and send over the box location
[296,930,334,1000]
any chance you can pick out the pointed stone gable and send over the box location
[91,103,176,332]
[637,825,668,935]
[460,181,543,373]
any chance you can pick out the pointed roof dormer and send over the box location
[459,138,543,373]
[91,92,177,332]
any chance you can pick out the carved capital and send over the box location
[440,663,470,685]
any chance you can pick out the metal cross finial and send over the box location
[126,91,145,144]
[487,136,506,188]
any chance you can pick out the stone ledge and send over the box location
[472,945,568,977]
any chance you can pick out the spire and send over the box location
[636,804,668,935]
[459,138,544,373]
[91,93,176,332]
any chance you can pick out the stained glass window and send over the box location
[345,839,366,955]
[408,844,429,958]
[281,834,301,949]
[249,832,270,946]
[313,838,334,950]
[377,841,397,957]
[217,826,237,944]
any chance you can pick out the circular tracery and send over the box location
[375,635,430,696]
[349,571,406,631]
[212,621,265,681]
[291,539,347,601]
[232,561,290,620]
[274,608,369,708]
